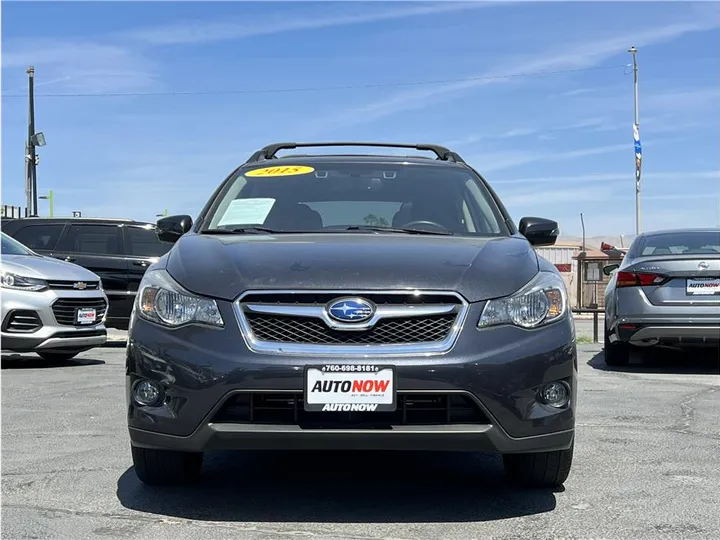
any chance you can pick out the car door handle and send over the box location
[132,261,150,267]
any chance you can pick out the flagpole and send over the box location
[629,46,641,235]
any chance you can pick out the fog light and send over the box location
[133,379,163,407]
[540,381,570,408]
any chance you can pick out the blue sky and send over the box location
[2,0,719,237]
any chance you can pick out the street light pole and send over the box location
[629,46,641,235]
[26,66,38,216]
[25,66,36,216]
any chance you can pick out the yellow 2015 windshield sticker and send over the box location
[245,165,315,177]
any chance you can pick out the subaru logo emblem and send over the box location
[326,297,375,323]
[73,282,87,290]
[698,261,709,270]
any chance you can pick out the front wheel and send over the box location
[503,443,574,488]
[37,352,79,362]
[131,446,203,485]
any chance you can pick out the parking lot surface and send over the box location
[2,344,719,540]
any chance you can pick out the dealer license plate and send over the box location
[304,364,396,412]
[686,277,720,295]
[76,308,97,324]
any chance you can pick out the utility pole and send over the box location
[629,47,641,235]
[25,66,35,216]
[25,66,46,218]
[27,66,38,216]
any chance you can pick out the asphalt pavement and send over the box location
[2,344,719,540]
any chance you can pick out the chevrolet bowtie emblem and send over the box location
[73,282,88,290]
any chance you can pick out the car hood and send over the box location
[165,233,539,303]
[1,254,101,281]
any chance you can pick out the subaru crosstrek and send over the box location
[126,142,577,488]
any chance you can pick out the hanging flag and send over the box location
[633,123,642,189]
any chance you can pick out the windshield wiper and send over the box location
[201,227,283,235]
[342,225,453,236]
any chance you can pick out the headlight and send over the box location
[137,269,224,328]
[478,271,567,329]
[1,272,48,292]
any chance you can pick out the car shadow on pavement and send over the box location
[0,354,105,369]
[588,347,720,375]
[116,450,558,522]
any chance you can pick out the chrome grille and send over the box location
[51,298,108,326]
[234,290,468,356]
[3,310,42,333]
[47,280,101,291]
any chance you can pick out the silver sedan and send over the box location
[603,228,720,366]
[1,232,109,361]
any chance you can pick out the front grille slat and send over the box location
[51,298,107,326]
[47,280,100,291]
[211,392,489,427]
[4,310,42,333]
[246,312,455,345]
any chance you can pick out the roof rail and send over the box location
[244,142,466,164]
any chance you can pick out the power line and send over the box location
[0,64,629,99]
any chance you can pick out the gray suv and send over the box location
[126,142,577,488]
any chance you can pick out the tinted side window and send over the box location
[125,226,171,257]
[11,224,65,251]
[58,225,123,255]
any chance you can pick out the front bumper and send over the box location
[1,287,108,353]
[126,300,577,454]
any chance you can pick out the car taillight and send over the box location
[616,271,668,287]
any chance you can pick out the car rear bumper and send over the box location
[615,321,720,346]
[126,305,578,455]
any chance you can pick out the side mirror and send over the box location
[603,263,620,276]
[157,214,193,243]
[518,216,559,247]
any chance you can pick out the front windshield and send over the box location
[1,232,36,256]
[203,162,507,236]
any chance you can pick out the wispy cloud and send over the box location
[2,40,159,93]
[467,143,630,172]
[499,184,625,207]
[1,2,500,95]
[494,170,720,185]
[644,193,720,201]
[121,2,498,46]
[643,87,720,112]
[446,117,618,146]
[548,88,596,98]
[308,17,720,132]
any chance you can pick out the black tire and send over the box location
[503,443,574,488]
[131,445,203,485]
[37,352,79,362]
[604,330,630,366]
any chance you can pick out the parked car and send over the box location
[2,217,172,330]
[1,232,108,361]
[126,141,576,488]
[603,228,720,366]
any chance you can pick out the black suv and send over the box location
[1,217,172,330]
